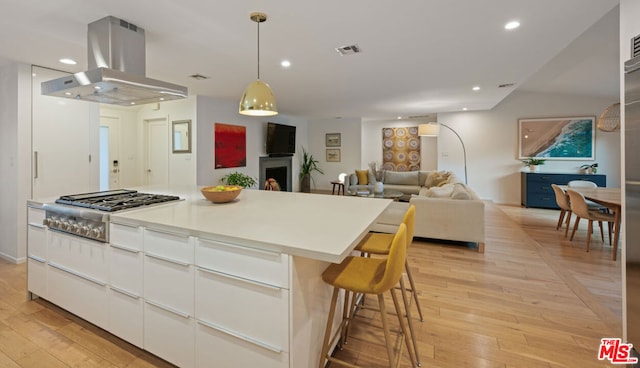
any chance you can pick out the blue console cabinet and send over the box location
[520,172,606,209]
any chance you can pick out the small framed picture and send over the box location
[326,133,341,147]
[326,149,341,162]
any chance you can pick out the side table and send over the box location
[330,180,345,195]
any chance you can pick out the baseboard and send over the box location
[0,252,26,264]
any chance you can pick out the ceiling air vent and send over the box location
[498,83,516,88]
[632,34,640,58]
[189,74,209,80]
[335,44,361,56]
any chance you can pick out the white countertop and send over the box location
[111,189,391,263]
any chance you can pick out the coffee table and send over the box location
[348,189,404,201]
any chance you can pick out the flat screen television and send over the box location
[266,122,296,156]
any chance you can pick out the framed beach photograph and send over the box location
[326,133,341,147]
[518,116,595,160]
[326,148,341,162]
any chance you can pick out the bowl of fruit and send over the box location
[200,185,242,203]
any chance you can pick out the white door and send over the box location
[145,118,169,186]
[100,116,121,190]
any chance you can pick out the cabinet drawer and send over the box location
[195,267,288,352]
[195,321,288,368]
[28,225,46,259]
[144,228,193,264]
[48,264,108,330]
[144,255,194,315]
[144,302,195,368]
[27,258,47,298]
[48,231,108,283]
[109,288,143,348]
[110,222,142,250]
[109,246,143,295]
[27,205,45,227]
[196,238,288,289]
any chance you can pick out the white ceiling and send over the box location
[0,0,620,119]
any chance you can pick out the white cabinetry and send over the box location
[108,221,144,347]
[194,238,290,368]
[47,231,108,329]
[31,66,99,199]
[143,228,195,368]
[27,204,47,298]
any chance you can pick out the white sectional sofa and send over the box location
[362,170,485,253]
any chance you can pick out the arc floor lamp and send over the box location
[418,122,468,184]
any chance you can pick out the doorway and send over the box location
[99,116,121,190]
[145,118,169,186]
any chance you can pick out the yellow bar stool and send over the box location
[353,205,422,366]
[356,205,423,319]
[318,223,418,368]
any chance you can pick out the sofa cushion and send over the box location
[425,171,451,187]
[355,170,369,185]
[451,183,471,200]
[384,170,419,185]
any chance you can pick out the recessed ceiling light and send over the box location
[505,21,520,30]
[59,58,77,65]
[159,98,165,101]
[462,107,468,111]
[281,60,291,68]
[472,86,480,91]
[64,92,72,96]
[397,116,402,120]
[130,102,136,105]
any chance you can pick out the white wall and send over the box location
[308,117,362,190]
[0,62,31,262]
[437,90,620,205]
[196,95,309,191]
[100,106,142,188]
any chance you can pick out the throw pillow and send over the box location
[355,169,369,185]
[425,171,447,187]
[451,183,471,200]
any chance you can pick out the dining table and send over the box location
[566,187,622,261]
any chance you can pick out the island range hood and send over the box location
[41,16,187,106]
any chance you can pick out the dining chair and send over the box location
[566,189,615,252]
[551,184,572,237]
[567,180,598,188]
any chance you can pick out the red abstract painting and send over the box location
[214,123,246,169]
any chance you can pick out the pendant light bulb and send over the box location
[239,12,278,116]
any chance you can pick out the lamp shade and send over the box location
[239,79,278,116]
[418,123,439,136]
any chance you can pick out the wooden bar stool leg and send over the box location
[319,288,340,368]
[377,293,396,368]
[399,278,421,367]
[404,260,424,322]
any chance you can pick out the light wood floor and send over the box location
[0,202,622,367]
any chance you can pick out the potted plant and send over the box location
[580,163,598,174]
[300,147,324,193]
[220,171,257,188]
[521,157,546,172]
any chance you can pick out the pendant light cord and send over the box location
[257,19,260,80]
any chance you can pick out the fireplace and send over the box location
[259,156,293,192]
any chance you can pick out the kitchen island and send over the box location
[27,189,391,368]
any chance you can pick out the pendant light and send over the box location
[239,12,278,116]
